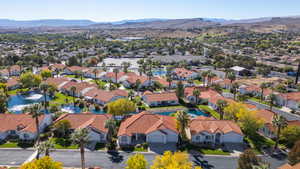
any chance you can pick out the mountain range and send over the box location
[0,16,299,29]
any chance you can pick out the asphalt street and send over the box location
[0,149,288,169]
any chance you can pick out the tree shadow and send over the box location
[107,151,124,163]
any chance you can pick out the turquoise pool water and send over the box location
[155,109,209,117]
[61,105,105,114]
[8,91,52,114]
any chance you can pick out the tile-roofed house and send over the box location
[189,117,244,145]
[118,111,178,145]
[55,114,111,143]
[83,69,106,79]
[275,92,300,111]
[0,65,21,77]
[64,66,89,75]
[83,88,128,105]
[256,109,276,138]
[172,68,198,80]
[184,87,225,110]
[5,77,20,90]
[239,84,272,99]
[60,81,97,97]
[45,77,70,89]
[101,72,129,83]
[0,114,52,141]
[278,162,300,169]
[142,92,179,107]
[122,74,151,88]
[49,63,66,71]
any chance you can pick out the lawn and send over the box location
[194,80,203,85]
[245,133,275,154]
[249,97,281,108]
[197,105,220,119]
[7,88,29,95]
[51,138,78,149]
[65,75,87,80]
[181,144,230,155]
[0,141,33,148]
[222,89,231,93]
[200,148,230,155]
[49,92,75,106]
[134,146,148,152]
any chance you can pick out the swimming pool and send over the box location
[154,109,209,117]
[8,91,52,114]
[61,105,105,114]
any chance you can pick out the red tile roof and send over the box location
[6,77,19,87]
[144,92,178,102]
[190,119,243,135]
[45,77,69,87]
[174,68,195,78]
[280,92,300,102]
[278,162,300,169]
[55,114,112,133]
[0,114,45,133]
[118,111,178,136]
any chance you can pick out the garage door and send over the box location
[148,135,165,143]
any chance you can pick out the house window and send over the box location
[205,135,211,140]
[24,133,29,139]
[121,136,127,142]
[9,130,16,135]
[196,136,201,141]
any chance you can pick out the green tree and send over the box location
[39,82,49,112]
[104,118,117,149]
[216,99,228,120]
[259,83,268,101]
[175,110,190,142]
[175,81,184,99]
[237,149,261,169]
[0,90,8,113]
[272,115,288,150]
[231,82,239,100]
[41,69,52,79]
[26,104,43,159]
[20,72,42,89]
[20,156,62,169]
[113,68,119,83]
[126,153,148,169]
[288,140,300,165]
[36,140,55,157]
[53,120,71,138]
[280,126,300,148]
[267,93,277,111]
[70,86,76,107]
[192,89,201,105]
[227,71,236,84]
[107,98,136,117]
[71,128,90,169]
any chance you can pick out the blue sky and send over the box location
[1,0,300,22]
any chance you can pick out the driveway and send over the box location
[0,149,34,166]
[148,143,177,154]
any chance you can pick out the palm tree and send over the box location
[295,59,300,85]
[272,115,287,150]
[27,104,43,159]
[207,71,216,87]
[128,90,134,100]
[216,99,228,120]
[260,82,268,101]
[267,93,276,111]
[192,89,201,105]
[105,119,117,145]
[227,72,236,84]
[39,83,49,112]
[201,71,209,87]
[37,140,54,157]
[175,110,190,142]
[166,75,172,90]
[92,68,98,81]
[113,68,119,84]
[231,82,239,100]
[71,128,90,169]
[70,86,76,107]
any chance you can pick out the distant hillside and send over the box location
[0,19,97,27]
[90,18,219,29]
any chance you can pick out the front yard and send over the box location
[180,143,230,155]
[49,92,75,106]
